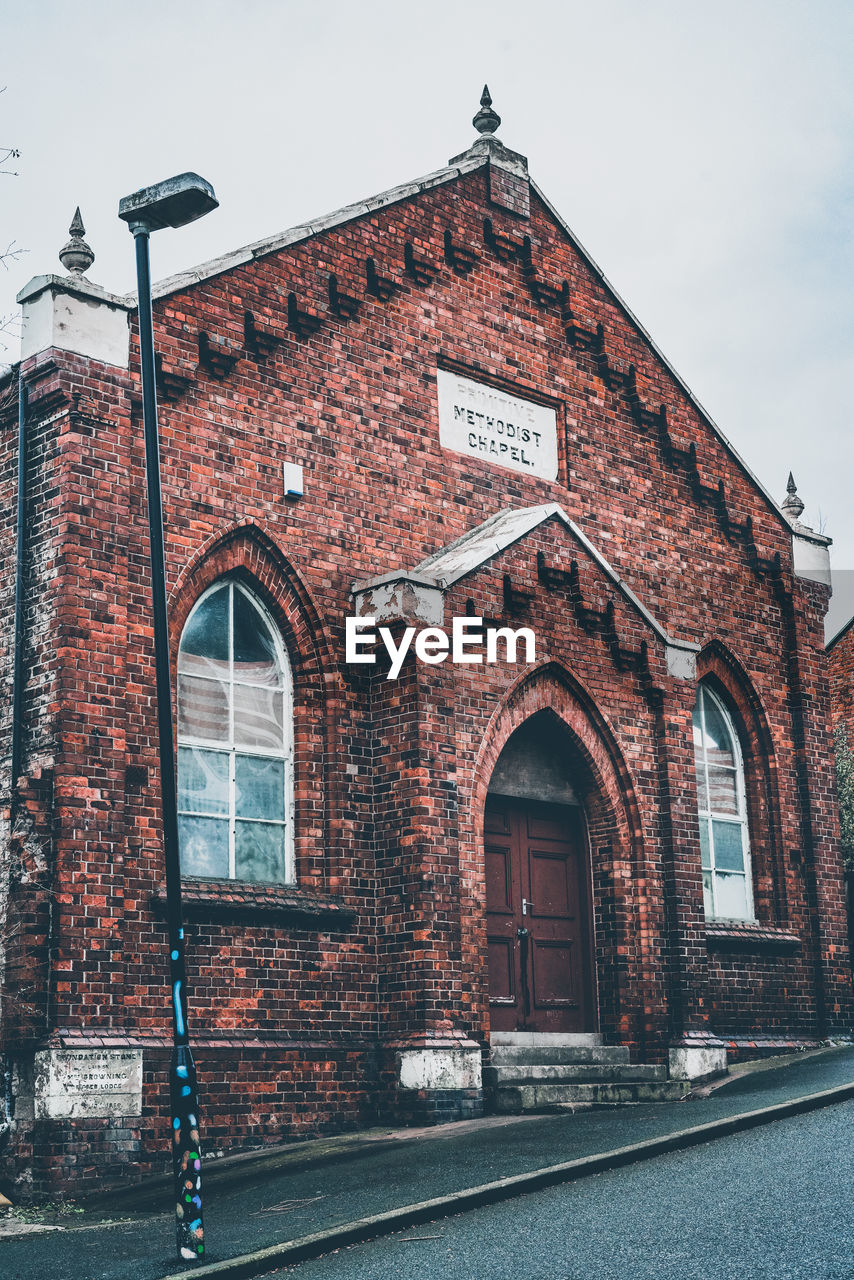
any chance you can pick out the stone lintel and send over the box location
[351,574,444,627]
[665,642,698,681]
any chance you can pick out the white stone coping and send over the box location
[791,528,832,586]
[17,273,132,366]
[17,272,131,310]
[136,154,488,305]
[783,517,831,548]
[352,503,700,677]
[448,134,530,178]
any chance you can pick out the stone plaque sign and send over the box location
[34,1048,143,1120]
[436,369,558,480]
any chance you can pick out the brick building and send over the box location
[1,92,851,1197]
[827,608,854,948]
[828,615,854,735]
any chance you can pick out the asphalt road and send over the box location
[4,1052,854,1280]
[272,1100,854,1280]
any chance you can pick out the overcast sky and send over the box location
[3,0,853,635]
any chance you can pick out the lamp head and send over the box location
[118,172,218,233]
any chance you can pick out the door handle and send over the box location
[522,898,534,915]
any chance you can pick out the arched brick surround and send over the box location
[696,640,787,924]
[167,521,341,889]
[464,662,667,1054]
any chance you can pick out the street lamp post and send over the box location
[119,173,218,1263]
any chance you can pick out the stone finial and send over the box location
[473,85,501,136]
[782,471,805,521]
[58,207,95,276]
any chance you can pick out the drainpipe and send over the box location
[10,374,27,799]
[1,374,27,1150]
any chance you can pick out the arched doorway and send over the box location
[485,714,597,1033]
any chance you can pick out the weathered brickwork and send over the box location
[0,135,850,1197]
[827,615,854,956]
[829,620,854,733]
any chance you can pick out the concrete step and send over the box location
[484,1062,668,1086]
[489,1044,631,1067]
[494,1079,691,1111]
[490,1032,603,1048]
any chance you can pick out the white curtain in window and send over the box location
[177,580,294,883]
[692,683,753,921]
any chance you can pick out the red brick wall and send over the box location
[829,622,854,733]
[2,158,850,1194]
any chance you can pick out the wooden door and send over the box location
[485,797,595,1033]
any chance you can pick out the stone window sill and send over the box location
[152,879,355,930]
[706,920,801,954]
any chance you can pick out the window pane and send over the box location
[179,815,229,878]
[233,589,281,686]
[694,760,708,811]
[235,755,285,821]
[178,747,229,815]
[233,685,284,750]
[178,581,292,886]
[702,870,714,917]
[699,819,711,870]
[708,766,738,816]
[178,587,229,678]
[713,871,750,920]
[692,704,704,752]
[235,821,285,882]
[178,675,229,742]
[701,693,736,770]
[712,820,746,872]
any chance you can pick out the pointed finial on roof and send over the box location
[782,471,805,521]
[58,207,95,276]
[473,85,501,136]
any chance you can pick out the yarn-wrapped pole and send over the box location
[132,223,205,1262]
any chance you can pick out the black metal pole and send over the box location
[132,226,205,1263]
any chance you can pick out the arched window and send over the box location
[692,683,753,920]
[177,579,294,883]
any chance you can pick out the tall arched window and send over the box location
[177,579,294,883]
[692,683,753,920]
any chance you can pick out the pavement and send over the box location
[271,1100,854,1280]
[2,1044,854,1280]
